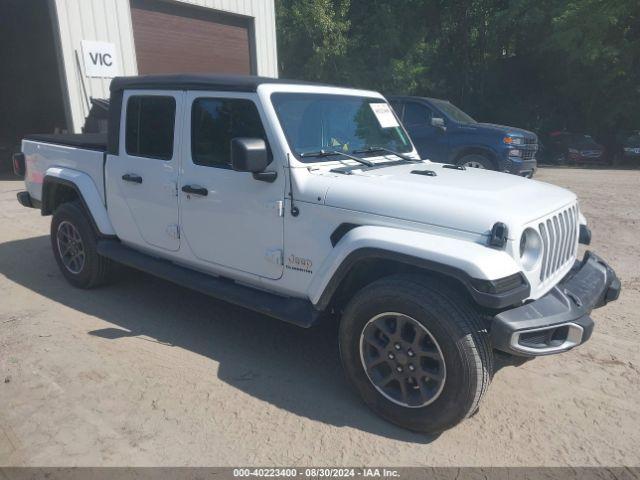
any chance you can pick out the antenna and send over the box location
[286,153,299,217]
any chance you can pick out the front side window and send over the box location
[430,99,476,124]
[125,96,176,160]
[271,93,412,162]
[191,98,268,168]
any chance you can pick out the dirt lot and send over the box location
[0,167,639,467]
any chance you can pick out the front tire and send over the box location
[51,201,113,288]
[339,274,493,433]
[457,154,494,170]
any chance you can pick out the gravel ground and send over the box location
[0,167,638,467]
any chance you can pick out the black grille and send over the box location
[519,330,550,347]
[519,326,569,349]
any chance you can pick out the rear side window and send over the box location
[125,96,176,160]
[191,98,268,168]
[403,102,432,126]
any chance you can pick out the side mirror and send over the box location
[230,138,277,182]
[431,117,446,130]
[231,137,269,172]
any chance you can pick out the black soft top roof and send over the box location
[110,74,325,93]
[106,74,336,156]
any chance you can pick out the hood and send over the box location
[624,139,640,147]
[469,123,537,140]
[318,162,575,237]
[623,133,640,147]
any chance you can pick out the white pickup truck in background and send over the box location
[13,74,620,433]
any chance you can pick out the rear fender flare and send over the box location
[42,167,116,236]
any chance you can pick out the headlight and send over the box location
[503,135,524,145]
[509,149,522,157]
[519,228,542,270]
[624,147,633,152]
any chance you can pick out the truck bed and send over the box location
[24,133,107,152]
[22,136,107,205]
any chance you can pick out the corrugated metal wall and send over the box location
[51,0,278,132]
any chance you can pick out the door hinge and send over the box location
[269,200,284,217]
[167,224,180,239]
[164,182,178,197]
[265,248,283,266]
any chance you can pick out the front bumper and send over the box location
[490,251,620,356]
[505,157,537,178]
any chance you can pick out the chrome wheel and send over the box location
[56,220,85,274]
[359,312,446,408]
[463,160,485,169]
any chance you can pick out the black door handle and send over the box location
[182,185,208,196]
[122,173,143,184]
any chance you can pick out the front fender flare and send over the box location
[42,167,116,236]
[309,226,528,310]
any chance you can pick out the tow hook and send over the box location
[564,289,583,307]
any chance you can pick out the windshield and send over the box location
[430,99,476,124]
[271,93,412,161]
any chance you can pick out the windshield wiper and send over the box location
[300,149,374,167]
[352,146,418,162]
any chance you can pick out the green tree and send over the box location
[276,0,351,82]
[276,0,640,139]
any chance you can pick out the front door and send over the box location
[403,101,448,162]
[106,91,183,251]
[179,92,285,280]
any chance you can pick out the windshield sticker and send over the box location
[369,103,400,129]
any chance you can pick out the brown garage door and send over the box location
[130,0,254,75]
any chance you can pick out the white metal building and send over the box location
[0,0,278,146]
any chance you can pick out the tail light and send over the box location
[12,153,25,177]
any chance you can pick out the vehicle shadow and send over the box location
[0,235,438,443]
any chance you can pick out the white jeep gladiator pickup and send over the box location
[14,74,620,433]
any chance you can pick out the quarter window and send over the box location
[191,98,269,168]
[125,96,176,160]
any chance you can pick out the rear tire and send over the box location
[51,201,114,288]
[457,154,494,170]
[339,274,493,433]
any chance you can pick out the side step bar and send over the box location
[96,240,321,328]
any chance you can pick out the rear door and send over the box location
[106,91,183,251]
[179,92,285,279]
